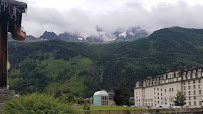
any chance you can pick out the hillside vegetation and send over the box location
[8,27,203,97]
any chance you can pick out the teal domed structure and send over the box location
[93,90,109,106]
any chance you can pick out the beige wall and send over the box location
[183,78,203,106]
[109,98,115,106]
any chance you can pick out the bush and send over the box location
[83,103,90,110]
[58,93,79,104]
[3,93,76,114]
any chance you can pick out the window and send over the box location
[193,80,195,84]
[194,101,196,106]
[199,85,201,89]
[194,91,196,95]
[194,97,196,100]
[169,88,171,92]
[199,90,201,94]
[199,79,201,83]
[157,88,159,91]
[102,96,107,100]
[184,92,186,95]
[101,96,108,106]
[189,102,191,106]
[161,88,162,91]
[199,101,202,106]
[189,97,191,100]
[188,81,190,84]
[184,86,186,90]
[189,91,191,95]
[193,85,196,89]
[188,86,190,89]
[165,89,166,92]
[170,98,174,102]
[172,88,173,91]
[161,93,162,96]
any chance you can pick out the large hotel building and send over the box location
[134,68,203,107]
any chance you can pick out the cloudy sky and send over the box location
[20,0,203,38]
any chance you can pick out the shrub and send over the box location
[58,93,79,104]
[83,103,90,110]
[3,93,76,114]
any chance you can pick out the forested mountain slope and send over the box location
[8,27,203,97]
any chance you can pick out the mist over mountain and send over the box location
[114,27,148,41]
[24,26,149,43]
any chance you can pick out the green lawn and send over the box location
[75,106,143,111]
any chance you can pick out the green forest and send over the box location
[8,27,203,97]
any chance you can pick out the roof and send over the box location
[0,0,27,12]
[94,90,109,96]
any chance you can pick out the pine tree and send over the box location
[174,91,186,106]
[114,80,130,106]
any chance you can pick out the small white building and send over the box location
[93,90,109,106]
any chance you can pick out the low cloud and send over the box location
[21,0,203,39]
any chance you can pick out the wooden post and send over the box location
[0,0,27,104]
[0,0,27,90]
[0,5,9,89]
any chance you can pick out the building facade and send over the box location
[134,68,203,108]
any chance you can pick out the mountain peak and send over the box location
[40,31,59,40]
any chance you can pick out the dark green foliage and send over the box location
[83,103,90,110]
[174,91,186,106]
[3,93,75,114]
[114,81,130,105]
[58,93,79,104]
[8,27,203,97]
